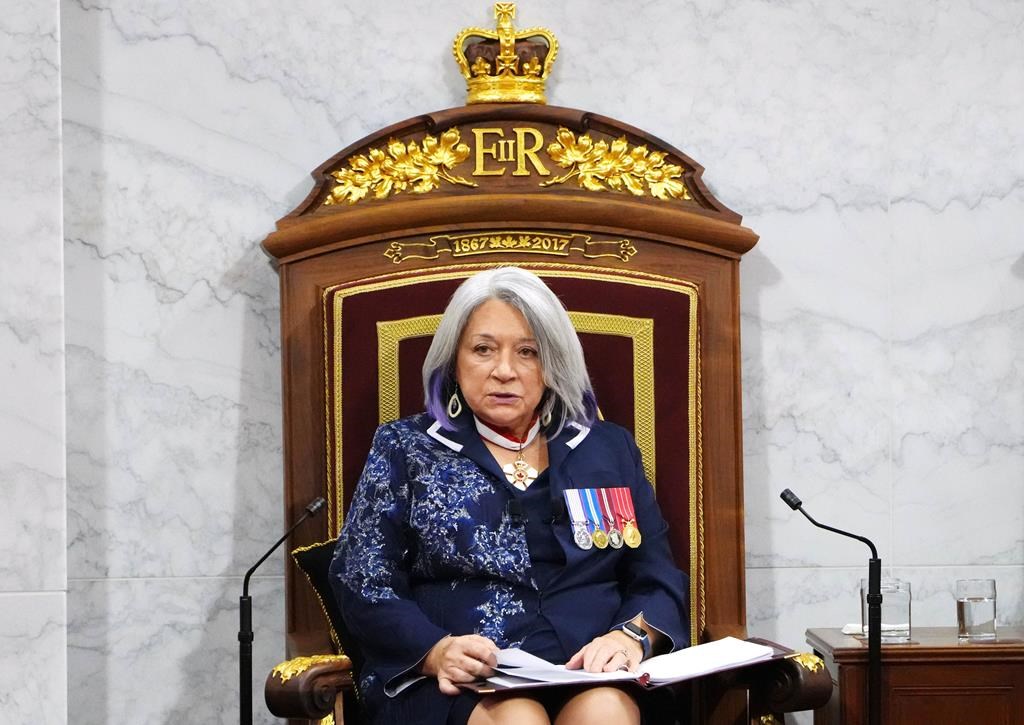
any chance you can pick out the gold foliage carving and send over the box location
[271,654,352,683]
[324,129,478,205]
[787,652,825,673]
[541,127,692,200]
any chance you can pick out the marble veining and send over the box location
[742,304,892,567]
[65,341,284,579]
[0,593,67,725]
[888,0,1024,208]
[62,90,286,581]
[544,0,892,216]
[68,576,284,724]
[889,198,1024,334]
[0,0,67,597]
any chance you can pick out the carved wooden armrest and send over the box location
[696,626,831,720]
[744,648,832,714]
[712,638,832,715]
[264,654,353,720]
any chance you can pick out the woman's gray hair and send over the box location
[423,267,597,434]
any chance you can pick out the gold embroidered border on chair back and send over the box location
[321,261,704,643]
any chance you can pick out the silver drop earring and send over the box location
[540,393,553,427]
[447,390,463,418]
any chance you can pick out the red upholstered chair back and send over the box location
[322,263,702,642]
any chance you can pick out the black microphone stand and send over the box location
[239,497,325,725]
[781,489,881,725]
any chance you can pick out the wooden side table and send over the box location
[807,627,1024,724]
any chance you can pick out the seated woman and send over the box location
[330,267,689,725]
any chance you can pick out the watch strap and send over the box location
[619,621,652,661]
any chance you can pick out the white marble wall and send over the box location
[740,0,1024,650]
[61,0,289,721]
[0,0,67,723]
[0,0,1016,722]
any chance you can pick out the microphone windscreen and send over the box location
[780,489,802,510]
[506,499,526,524]
[306,497,326,516]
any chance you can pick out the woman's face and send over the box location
[455,298,545,436]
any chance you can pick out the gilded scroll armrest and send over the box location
[754,650,832,714]
[727,639,832,715]
[697,634,832,723]
[265,654,353,720]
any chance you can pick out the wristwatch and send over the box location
[619,621,652,661]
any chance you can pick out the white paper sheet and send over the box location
[487,637,775,689]
[493,648,634,684]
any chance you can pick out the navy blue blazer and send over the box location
[329,411,689,708]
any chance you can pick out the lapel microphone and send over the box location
[506,499,527,525]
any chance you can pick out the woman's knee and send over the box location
[555,686,640,725]
[468,693,551,725]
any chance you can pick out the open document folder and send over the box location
[462,637,777,692]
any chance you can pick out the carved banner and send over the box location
[383,232,638,264]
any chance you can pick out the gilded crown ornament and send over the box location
[453,3,558,104]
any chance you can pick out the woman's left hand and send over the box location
[565,631,644,673]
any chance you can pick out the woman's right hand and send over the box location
[421,634,499,695]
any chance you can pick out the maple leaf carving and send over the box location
[541,127,691,201]
[324,128,477,206]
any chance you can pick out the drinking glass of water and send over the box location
[956,579,997,641]
[860,577,912,642]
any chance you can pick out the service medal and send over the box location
[581,488,611,551]
[623,521,642,548]
[572,523,594,550]
[598,488,623,549]
[564,491,594,550]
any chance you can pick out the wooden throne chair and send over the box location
[260,5,831,723]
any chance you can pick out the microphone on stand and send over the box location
[239,496,326,725]
[780,489,882,725]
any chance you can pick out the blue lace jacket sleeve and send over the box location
[328,424,449,690]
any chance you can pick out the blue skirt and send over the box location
[368,678,679,725]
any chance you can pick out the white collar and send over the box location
[564,422,590,449]
[473,415,541,451]
[426,420,463,452]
